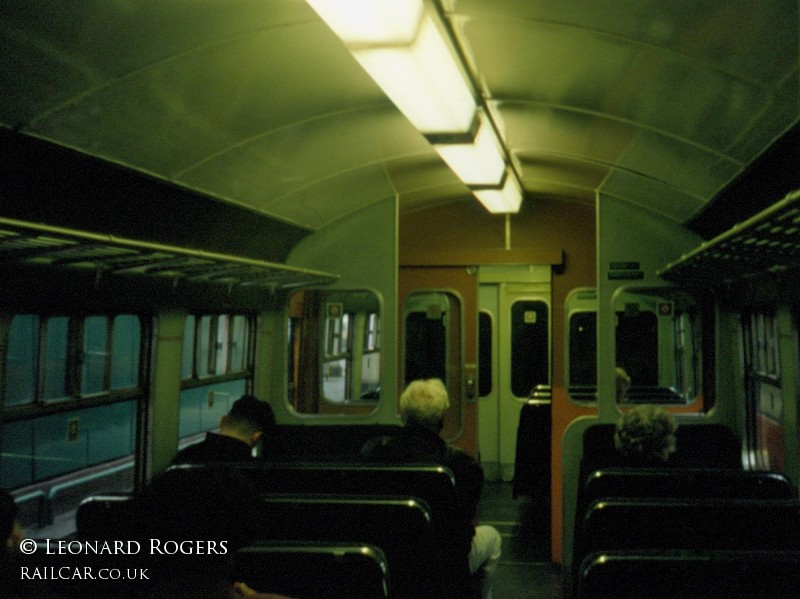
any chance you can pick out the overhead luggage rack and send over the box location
[0,217,338,291]
[659,188,800,288]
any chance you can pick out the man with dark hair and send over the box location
[172,395,275,464]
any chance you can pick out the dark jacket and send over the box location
[365,424,484,558]
[171,432,253,465]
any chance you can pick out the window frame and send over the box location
[180,312,255,389]
[2,312,147,421]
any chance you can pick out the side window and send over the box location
[5,315,39,407]
[1,313,145,530]
[178,313,253,440]
[196,315,214,377]
[613,288,707,404]
[287,290,382,415]
[42,316,69,401]
[403,290,463,438]
[565,288,597,402]
[182,314,252,381]
[478,311,493,398]
[111,315,141,390]
[323,307,351,402]
[616,308,659,387]
[5,314,143,404]
[81,316,109,395]
[569,311,597,400]
[742,311,783,471]
[181,315,196,378]
[229,315,249,372]
[510,299,550,398]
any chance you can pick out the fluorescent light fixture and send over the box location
[307,0,475,134]
[306,0,522,213]
[350,14,475,134]
[305,0,423,45]
[433,120,506,186]
[474,173,523,214]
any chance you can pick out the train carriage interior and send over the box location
[1,1,799,597]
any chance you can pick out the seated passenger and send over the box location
[365,378,502,599]
[129,469,264,594]
[614,404,677,465]
[172,395,275,464]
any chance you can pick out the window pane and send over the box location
[365,313,380,352]
[404,311,446,384]
[510,300,549,397]
[33,402,136,480]
[569,311,597,391]
[181,315,196,379]
[178,379,247,438]
[323,358,348,402]
[197,316,213,377]
[81,316,109,395]
[42,317,69,401]
[478,312,492,397]
[5,315,39,406]
[215,315,230,374]
[229,315,249,372]
[616,310,659,386]
[111,315,141,389]
[360,351,380,399]
[1,419,34,488]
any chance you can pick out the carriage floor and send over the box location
[477,481,564,599]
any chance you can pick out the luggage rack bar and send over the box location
[0,217,338,291]
[659,188,800,288]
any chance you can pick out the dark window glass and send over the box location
[81,316,109,395]
[42,317,69,401]
[478,312,492,397]
[111,315,140,389]
[510,300,549,397]
[197,316,213,377]
[229,315,249,372]
[5,315,39,406]
[214,316,230,374]
[405,312,446,384]
[1,419,34,487]
[616,309,658,386]
[569,311,596,397]
[181,315,196,379]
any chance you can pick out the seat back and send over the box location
[76,493,136,538]
[226,461,456,520]
[169,461,465,585]
[581,498,800,555]
[578,550,800,599]
[233,542,390,599]
[264,424,403,461]
[245,495,438,599]
[580,423,742,485]
[583,467,794,504]
[76,464,458,598]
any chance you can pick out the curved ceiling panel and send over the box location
[179,107,426,215]
[1,0,797,231]
[268,164,398,230]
